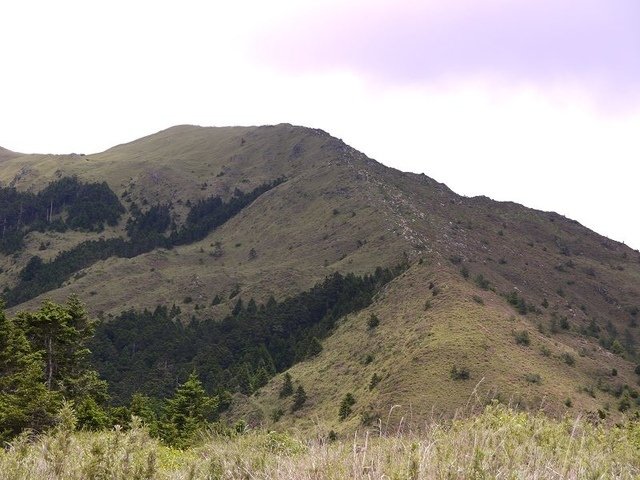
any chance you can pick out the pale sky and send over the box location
[1,0,639,249]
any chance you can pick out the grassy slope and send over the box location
[0,125,410,316]
[234,259,639,432]
[1,125,639,425]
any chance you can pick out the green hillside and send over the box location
[1,124,639,433]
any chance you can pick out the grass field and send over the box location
[2,403,639,479]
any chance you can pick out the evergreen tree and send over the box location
[161,372,219,448]
[306,337,323,357]
[130,393,159,436]
[246,298,257,314]
[253,367,270,389]
[291,385,307,412]
[369,373,381,390]
[236,363,254,395]
[0,303,60,442]
[75,397,110,431]
[15,296,108,405]
[231,298,244,316]
[279,373,293,398]
[338,393,356,421]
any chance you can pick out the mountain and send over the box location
[0,146,20,162]
[1,124,639,432]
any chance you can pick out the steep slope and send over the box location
[0,125,413,315]
[0,146,19,162]
[1,125,639,426]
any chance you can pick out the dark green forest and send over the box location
[0,177,125,254]
[0,265,401,447]
[3,178,284,306]
[91,265,403,404]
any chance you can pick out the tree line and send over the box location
[0,176,124,254]
[0,264,402,447]
[91,265,403,404]
[3,178,284,306]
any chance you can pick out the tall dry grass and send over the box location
[1,403,639,479]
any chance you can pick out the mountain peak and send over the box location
[1,125,639,427]
[0,145,18,160]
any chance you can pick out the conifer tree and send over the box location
[246,298,257,314]
[161,372,219,448]
[15,295,106,400]
[0,303,60,442]
[13,296,109,430]
[291,385,307,412]
[279,373,293,398]
[231,298,244,316]
[338,393,356,421]
[306,337,323,357]
[130,393,159,436]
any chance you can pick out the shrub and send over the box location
[367,313,380,329]
[450,366,470,380]
[264,431,306,455]
[369,373,381,390]
[506,291,528,315]
[524,373,542,384]
[271,408,284,422]
[472,295,484,305]
[449,255,462,265]
[474,274,490,290]
[515,330,530,346]
[618,395,631,412]
[610,339,624,355]
[460,266,469,279]
[561,352,575,366]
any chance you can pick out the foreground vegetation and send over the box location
[1,403,639,479]
[1,266,402,448]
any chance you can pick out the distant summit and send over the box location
[0,145,19,161]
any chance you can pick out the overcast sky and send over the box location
[1,0,639,249]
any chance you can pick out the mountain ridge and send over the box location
[1,124,639,429]
[0,145,19,161]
